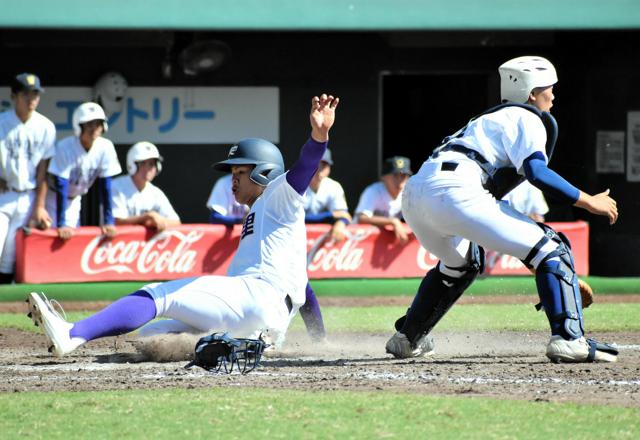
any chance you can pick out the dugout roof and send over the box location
[2,0,640,30]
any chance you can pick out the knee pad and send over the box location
[534,227,584,340]
[396,243,484,343]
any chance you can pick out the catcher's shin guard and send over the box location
[534,226,584,340]
[396,243,484,344]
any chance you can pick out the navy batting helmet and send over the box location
[214,138,284,186]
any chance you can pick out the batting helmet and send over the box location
[72,102,108,137]
[499,56,557,104]
[93,71,128,114]
[127,141,163,175]
[214,138,284,186]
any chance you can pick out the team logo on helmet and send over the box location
[228,146,238,157]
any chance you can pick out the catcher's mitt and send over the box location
[578,279,594,308]
[184,332,268,374]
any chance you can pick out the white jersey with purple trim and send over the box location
[111,175,180,220]
[226,172,307,305]
[303,176,348,214]
[206,174,248,218]
[45,135,121,226]
[0,109,56,191]
[355,181,403,220]
[502,181,549,217]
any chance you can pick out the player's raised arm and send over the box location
[286,94,340,195]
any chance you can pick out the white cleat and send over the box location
[26,292,83,357]
[385,331,435,359]
[546,335,618,363]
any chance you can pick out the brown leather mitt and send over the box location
[578,279,594,308]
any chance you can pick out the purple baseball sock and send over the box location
[299,282,326,341]
[69,291,157,342]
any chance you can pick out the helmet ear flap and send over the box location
[250,163,283,186]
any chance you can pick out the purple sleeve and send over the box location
[286,138,328,195]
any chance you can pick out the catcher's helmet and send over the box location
[214,138,284,186]
[499,56,557,104]
[127,141,163,175]
[93,71,128,114]
[72,102,108,137]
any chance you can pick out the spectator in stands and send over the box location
[111,142,180,231]
[502,181,549,222]
[304,148,351,242]
[355,156,412,244]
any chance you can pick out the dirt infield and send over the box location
[2,325,638,406]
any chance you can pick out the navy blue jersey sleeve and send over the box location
[523,152,580,204]
[98,177,115,225]
[54,176,69,227]
[305,211,336,224]
[209,210,243,225]
[286,138,328,196]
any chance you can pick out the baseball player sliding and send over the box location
[26,93,339,356]
[386,56,619,363]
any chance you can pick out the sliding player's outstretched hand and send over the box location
[310,93,339,142]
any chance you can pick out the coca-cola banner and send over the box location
[15,222,588,283]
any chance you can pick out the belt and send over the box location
[285,294,293,313]
[432,143,495,176]
[441,162,458,171]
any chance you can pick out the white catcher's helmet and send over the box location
[72,102,108,137]
[93,72,128,114]
[127,141,163,175]
[499,56,558,103]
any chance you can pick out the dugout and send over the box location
[0,1,639,275]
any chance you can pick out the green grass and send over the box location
[5,303,640,334]
[1,388,638,440]
[1,276,639,302]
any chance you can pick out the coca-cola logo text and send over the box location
[80,230,204,275]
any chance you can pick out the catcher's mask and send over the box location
[184,332,269,374]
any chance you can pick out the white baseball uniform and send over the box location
[0,109,56,273]
[206,174,248,219]
[502,181,549,218]
[354,181,403,220]
[111,175,180,221]
[45,135,122,227]
[403,106,558,274]
[303,176,348,214]
[139,172,307,344]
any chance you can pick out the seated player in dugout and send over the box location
[207,145,328,343]
[26,93,339,357]
[354,156,412,244]
[45,102,121,240]
[385,56,619,363]
[111,141,181,231]
[303,148,351,242]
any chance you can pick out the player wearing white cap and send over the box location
[45,102,122,240]
[386,56,619,363]
[111,141,180,231]
[27,93,338,356]
[0,73,56,283]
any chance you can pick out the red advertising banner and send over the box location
[15,222,588,283]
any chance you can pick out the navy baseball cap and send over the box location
[321,148,334,166]
[11,73,44,94]
[382,156,412,176]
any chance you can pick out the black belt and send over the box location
[441,162,458,171]
[285,295,293,313]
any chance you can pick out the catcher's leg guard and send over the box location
[533,225,584,339]
[396,243,484,345]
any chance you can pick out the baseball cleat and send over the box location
[26,292,82,357]
[546,335,618,363]
[385,331,435,359]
